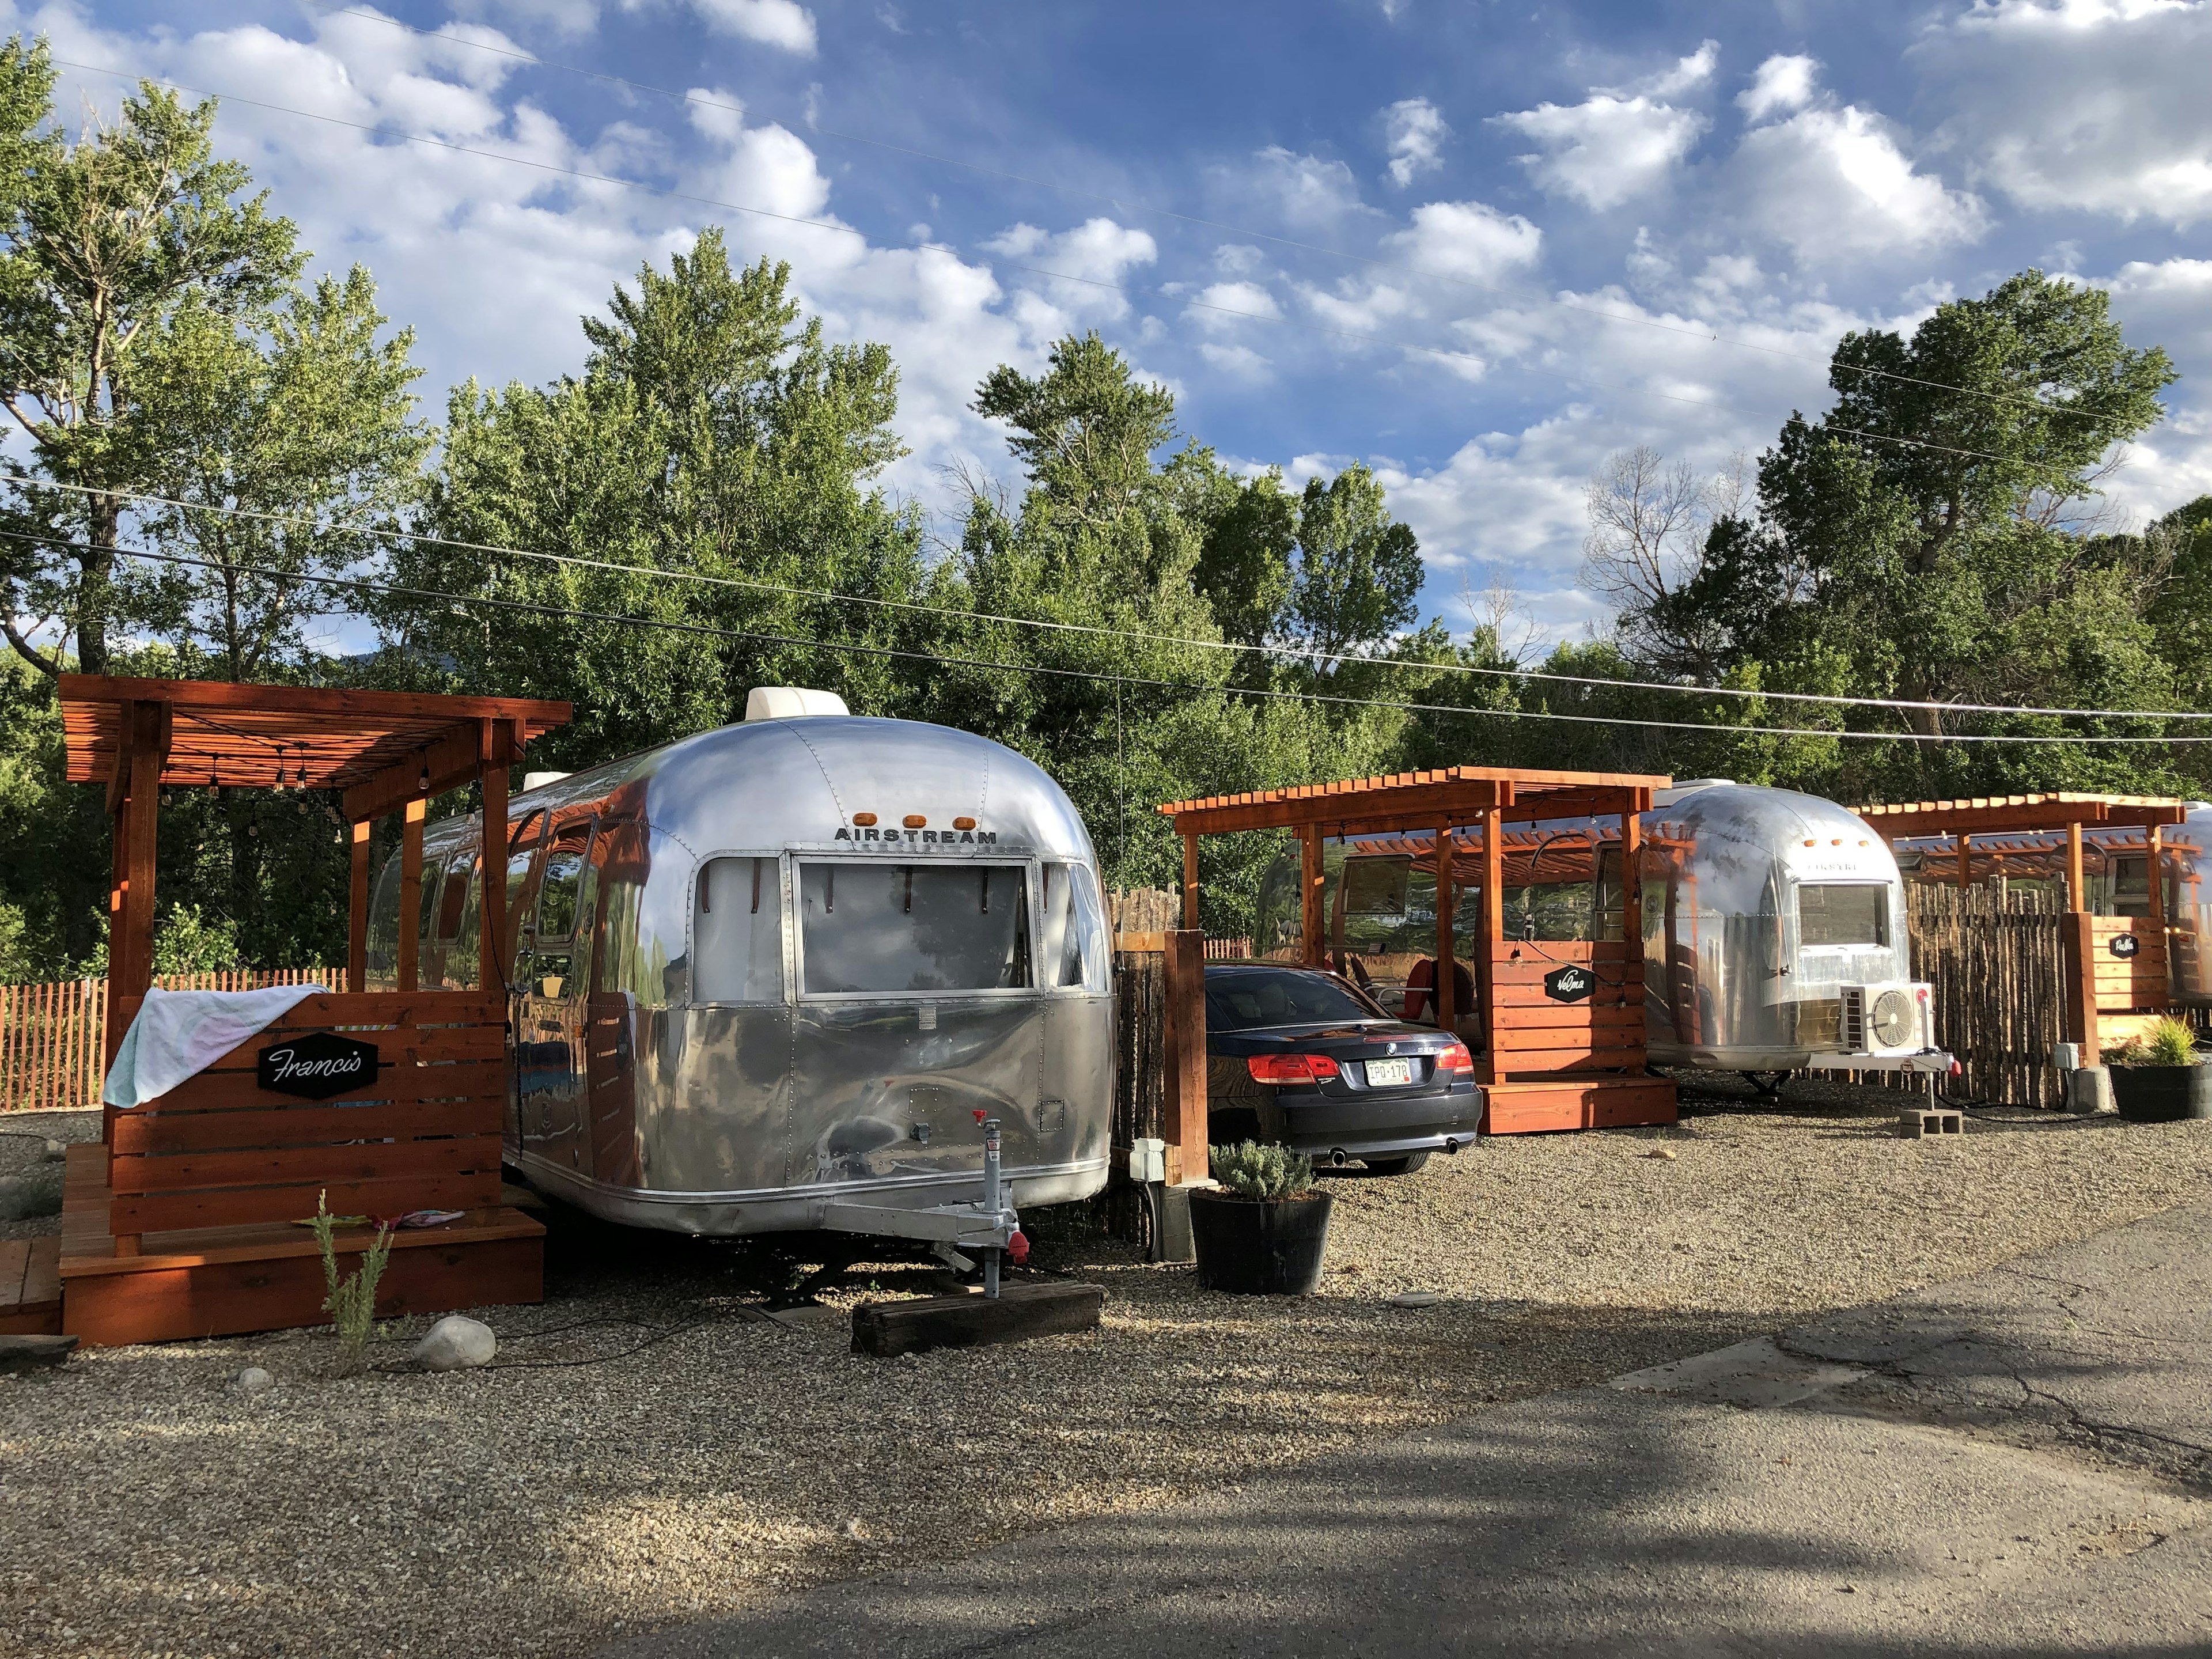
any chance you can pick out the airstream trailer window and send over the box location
[1341,857,1411,916]
[365,855,404,989]
[537,826,592,941]
[693,856,785,1003]
[798,861,1031,994]
[1041,862,1110,991]
[1797,883,1889,948]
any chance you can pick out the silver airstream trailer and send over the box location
[1251,780,1944,1081]
[365,692,1114,1244]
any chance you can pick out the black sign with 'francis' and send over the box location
[257,1030,380,1100]
[2109,932,2142,960]
[1544,965,1596,1003]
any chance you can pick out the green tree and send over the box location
[386,230,929,766]
[0,38,303,676]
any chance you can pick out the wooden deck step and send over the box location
[1484,1077,1677,1135]
[0,1236,65,1335]
[58,1144,544,1347]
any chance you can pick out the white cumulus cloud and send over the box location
[1383,97,1449,188]
[1385,200,1541,282]
[688,0,816,54]
[1738,53,1819,122]
[1188,281,1282,329]
[1730,105,1986,262]
[1492,93,1707,211]
[1914,0,2212,226]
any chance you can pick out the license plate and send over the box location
[1364,1057,1413,1088]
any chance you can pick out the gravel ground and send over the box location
[6,1080,2212,1659]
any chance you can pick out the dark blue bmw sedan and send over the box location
[1202,961,1483,1176]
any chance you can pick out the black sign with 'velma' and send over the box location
[1543,965,1596,1003]
[257,1030,380,1100]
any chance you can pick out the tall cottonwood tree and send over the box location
[0,37,303,676]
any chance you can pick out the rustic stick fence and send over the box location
[1907,885,2066,1108]
[1,968,334,1113]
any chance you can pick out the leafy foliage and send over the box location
[1208,1139,1317,1201]
[2108,1016,2200,1069]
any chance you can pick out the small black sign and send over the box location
[2109,933,2142,959]
[1544,965,1595,1003]
[257,1031,380,1100]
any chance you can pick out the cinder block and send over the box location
[1899,1108,1964,1139]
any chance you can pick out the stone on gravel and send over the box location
[235,1367,274,1396]
[0,1333,77,1373]
[42,1138,68,1162]
[412,1315,497,1371]
[1389,1291,1444,1308]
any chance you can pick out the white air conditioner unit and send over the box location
[1840,981,1931,1056]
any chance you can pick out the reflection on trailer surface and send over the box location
[366,704,1113,1236]
[1253,781,1945,1075]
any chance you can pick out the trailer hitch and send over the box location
[812,1112,1024,1299]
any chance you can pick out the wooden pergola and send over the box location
[43,675,570,1347]
[1853,792,2190,1060]
[1160,765,1678,1135]
[60,675,570,1058]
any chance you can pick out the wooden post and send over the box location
[1478,794,1505,1083]
[1434,824,1456,1035]
[480,719,510,993]
[1621,793,1646,1066]
[2065,820,2085,911]
[347,819,371,994]
[1956,834,1971,889]
[2148,825,2168,1006]
[1299,827,1324,967]
[1180,831,1199,938]
[2064,910,2101,1062]
[1161,929,1209,1185]
[398,794,426,994]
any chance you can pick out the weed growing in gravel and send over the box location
[1209,1141,1316,1200]
[310,1191,394,1373]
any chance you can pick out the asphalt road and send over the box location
[604,1198,2212,1658]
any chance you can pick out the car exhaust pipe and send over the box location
[1444,1138,1461,1155]
[1330,1148,1349,1166]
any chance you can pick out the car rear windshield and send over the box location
[1205,967,1383,1031]
[1798,882,1889,948]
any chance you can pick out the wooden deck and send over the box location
[0,1236,62,1335]
[59,1143,544,1346]
[1483,1077,1678,1135]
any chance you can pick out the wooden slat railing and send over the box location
[2,968,338,1113]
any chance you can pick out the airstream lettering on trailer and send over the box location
[1252,780,1944,1079]
[365,695,1114,1239]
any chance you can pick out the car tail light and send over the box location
[1438,1040,1474,1073]
[1247,1053,1342,1084]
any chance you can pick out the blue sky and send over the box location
[17,0,2212,649]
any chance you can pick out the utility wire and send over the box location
[4,467,2204,725]
[308,1,2099,424]
[50,56,2051,471]
[7,525,2203,745]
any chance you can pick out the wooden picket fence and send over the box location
[1906,885,2066,1108]
[1,968,335,1113]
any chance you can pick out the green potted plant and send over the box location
[2105,1016,2212,1123]
[1190,1141,1332,1295]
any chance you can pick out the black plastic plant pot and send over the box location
[2109,1063,2212,1123]
[1190,1189,1334,1295]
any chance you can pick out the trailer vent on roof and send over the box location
[745,687,850,721]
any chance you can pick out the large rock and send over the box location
[0,1334,77,1373]
[235,1366,274,1396]
[412,1315,497,1372]
[0,1170,62,1222]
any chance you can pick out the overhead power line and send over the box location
[50,57,2044,470]
[310,1,2096,424]
[2,524,2201,745]
[5,467,2206,725]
